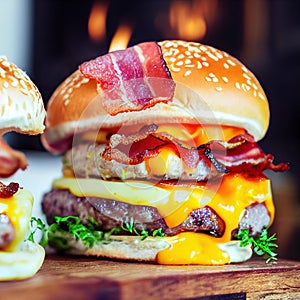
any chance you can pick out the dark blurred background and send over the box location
[1,0,299,260]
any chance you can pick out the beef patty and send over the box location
[42,189,270,239]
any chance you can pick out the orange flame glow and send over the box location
[88,1,108,43]
[109,23,133,52]
[168,0,217,41]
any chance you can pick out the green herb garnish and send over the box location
[121,217,165,240]
[29,217,48,247]
[49,216,105,248]
[237,228,278,263]
[29,216,165,250]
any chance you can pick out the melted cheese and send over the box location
[80,124,245,146]
[146,146,180,176]
[156,124,245,146]
[157,233,230,265]
[53,174,274,265]
[0,189,33,251]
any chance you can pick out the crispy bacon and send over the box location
[0,138,28,178]
[102,126,289,176]
[0,181,19,198]
[79,42,175,116]
[204,135,289,174]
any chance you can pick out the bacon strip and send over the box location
[0,138,28,178]
[0,182,19,198]
[79,42,175,116]
[102,127,289,176]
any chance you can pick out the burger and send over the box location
[41,40,288,265]
[0,56,46,280]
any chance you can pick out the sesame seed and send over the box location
[185,64,195,68]
[169,57,176,63]
[3,81,8,88]
[216,52,223,59]
[20,87,29,95]
[208,72,215,77]
[227,59,236,66]
[242,66,249,73]
[8,75,18,86]
[224,63,229,69]
[185,59,192,64]
[235,82,241,89]
[165,41,174,48]
[184,70,192,77]
[1,60,10,67]
[194,53,201,58]
[201,56,207,61]
[222,76,229,83]
[205,76,212,82]
[207,52,219,61]
[65,77,72,84]
[254,90,257,97]
[0,67,6,77]
[258,92,265,100]
[185,51,192,56]
[176,61,184,66]
[14,71,23,79]
[197,61,202,69]
[200,45,208,51]
[242,83,250,91]
[215,87,223,92]
[29,89,37,99]
[170,64,181,72]
[20,79,27,89]
[252,83,258,90]
[202,62,209,67]
[212,77,219,82]
[178,54,185,60]
[243,73,251,80]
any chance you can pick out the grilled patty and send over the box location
[42,189,270,238]
[64,143,217,182]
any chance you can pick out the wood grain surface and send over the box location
[0,255,299,300]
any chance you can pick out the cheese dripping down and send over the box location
[53,174,274,265]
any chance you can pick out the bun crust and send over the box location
[42,41,269,151]
[49,235,253,264]
[0,56,45,135]
[160,40,270,140]
[0,241,45,281]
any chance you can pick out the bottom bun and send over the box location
[0,240,45,281]
[48,233,252,264]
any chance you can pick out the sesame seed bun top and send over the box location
[0,56,45,135]
[42,40,270,153]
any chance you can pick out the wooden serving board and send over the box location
[0,255,299,300]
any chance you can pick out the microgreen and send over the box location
[29,216,165,250]
[237,228,278,263]
[121,217,165,240]
[29,217,48,247]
